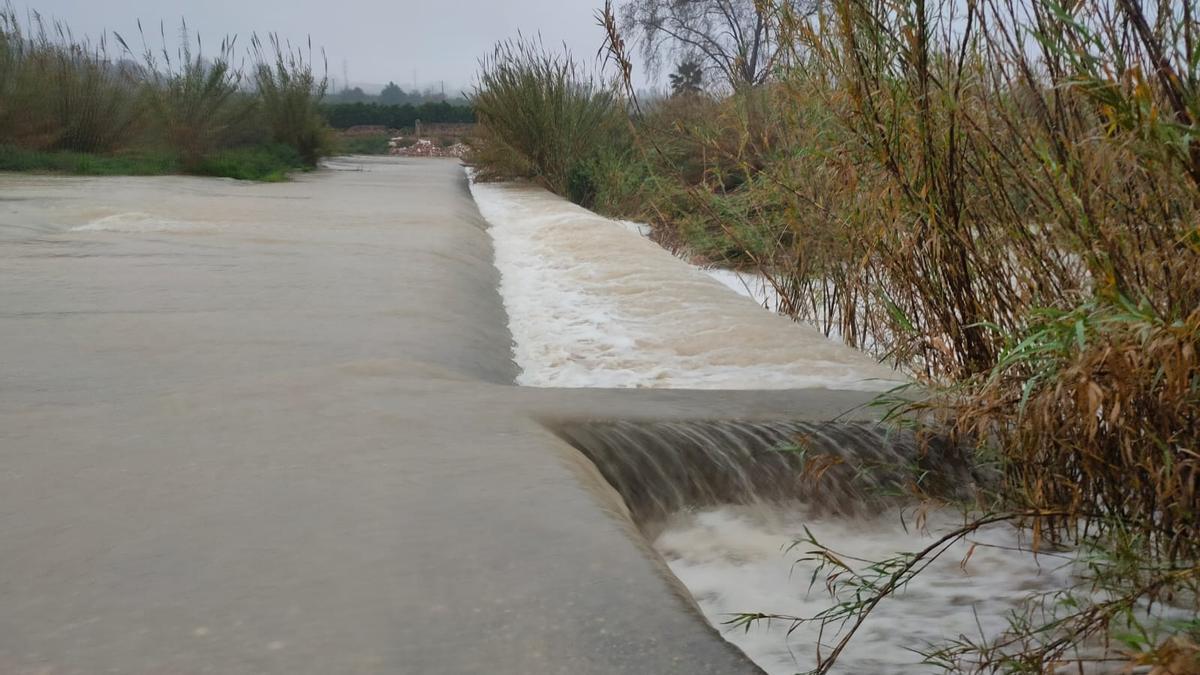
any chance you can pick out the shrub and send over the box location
[0,144,177,174]
[191,143,304,181]
[333,131,391,155]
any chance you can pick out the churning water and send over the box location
[655,507,1074,675]
[68,212,212,233]
[469,179,899,391]
[552,419,1079,674]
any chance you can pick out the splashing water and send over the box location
[70,212,212,233]
[655,506,1074,675]
[552,419,1073,674]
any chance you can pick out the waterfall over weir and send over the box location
[471,180,1084,674]
[553,420,975,525]
[550,415,1078,675]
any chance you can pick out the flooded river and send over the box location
[1,158,1053,674]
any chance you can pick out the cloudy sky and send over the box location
[18,0,636,94]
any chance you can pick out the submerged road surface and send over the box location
[0,158,880,674]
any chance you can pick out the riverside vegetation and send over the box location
[468,0,1200,671]
[0,9,329,180]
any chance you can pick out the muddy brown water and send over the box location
[0,157,906,674]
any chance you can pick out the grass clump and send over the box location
[189,143,305,181]
[0,142,306,181]
[332,131,391,155]
[0,144,177,174]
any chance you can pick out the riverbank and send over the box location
[0,144,312,181]
[468,6,1200,667]
[468,175,1194,674]
[1,12,329,182]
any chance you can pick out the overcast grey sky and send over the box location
[18,0,636,94]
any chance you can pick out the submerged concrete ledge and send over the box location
[0,158,892,674]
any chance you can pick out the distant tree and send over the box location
[319,101,476,130]
[619,0,817,90]
[378,81,405,105]
[668,59,703,96]
[420,86,447,103]
[331,86,371,103]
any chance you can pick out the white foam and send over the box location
[613,218,653,237]
[703,268,785,313]
[655,506,1076,674]
[71,212,208,233]
[605,216,785,312]
[469,178,901,390]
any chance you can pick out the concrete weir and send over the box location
[1,158,881,674]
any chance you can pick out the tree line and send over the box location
[321,100,475,130]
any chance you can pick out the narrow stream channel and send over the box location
[469,179,900,391]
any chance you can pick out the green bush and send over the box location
[564,148,644,209]
[333,132,391,155]
[0,144,177,175]
[0,142,304,182]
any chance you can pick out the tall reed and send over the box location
[122,21,248,168]
[249,33,329,166]
[470,37,629,199]
[766,0,1200,559]
[591,0,1200,667]
[0,7,140,152]
[1,7,331,177]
